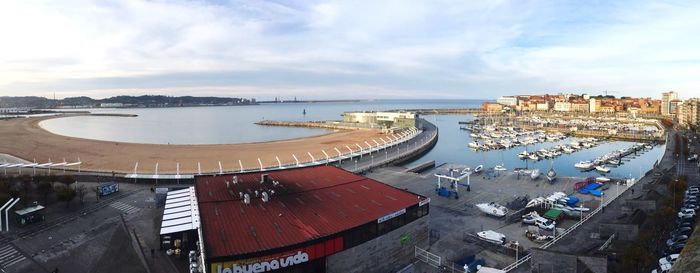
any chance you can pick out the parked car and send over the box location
[678,209,696,218]
[671,227,693,237]
[652,263,672,273]
[659,254,680,267]
[683,204,699,211]
[535,218,555,230]
[665,243,686,256]
[667,235,689,247]
[676,219,695,228]
[677,221,694,229]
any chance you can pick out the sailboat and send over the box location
[546,160,557,182]
[494,150,506,171]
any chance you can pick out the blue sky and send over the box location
[0,0,698,100]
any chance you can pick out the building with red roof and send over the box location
[190,165,429,273]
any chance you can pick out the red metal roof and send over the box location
[195,165,425,259]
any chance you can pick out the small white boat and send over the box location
[468,142,480,149]
[461,167,472,174]
[521,211,540,225]
[528,154,539,161]
[517,151,529,159]
[473,165,483,173]
[476,202,508,217]
[595,165,611,173]
[494,165,507,171]
[595,176,611,183]
[574,161,594,169]
[530,169,541,180]
[546,168,557,182]
[476,230,506,244]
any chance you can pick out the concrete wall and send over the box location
[530,248,607,273]
[624,200,657,213]
[326,216,429,273]
[598,223,639,241]
[531,248,578,273]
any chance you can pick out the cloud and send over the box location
[0,0,698,99]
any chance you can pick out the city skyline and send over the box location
[1,1,699,99]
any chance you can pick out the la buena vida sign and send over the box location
[211,235,344,273]
[216,251,309,273]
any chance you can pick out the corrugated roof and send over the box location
[196,165,425,259]
[160,187,201,235]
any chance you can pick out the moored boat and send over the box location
[476,202,508,217]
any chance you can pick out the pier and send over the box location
[397,108,484,115]
[254,120,380,130]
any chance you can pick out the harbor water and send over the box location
[40,100,664,178]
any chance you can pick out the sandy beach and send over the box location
[0,115,391,174]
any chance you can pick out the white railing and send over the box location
[124,126,426,177]
[415,246,441,268]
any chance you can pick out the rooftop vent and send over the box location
[262,191,269,203]
[232,175,238,184]
[243,193,250,205]
[261,174,269,184]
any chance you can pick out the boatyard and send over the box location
[366,162,637,271]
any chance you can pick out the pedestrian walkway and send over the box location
[110,201,140,214]
[0,244,26,269]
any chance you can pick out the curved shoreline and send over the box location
[36,114,337,146]
[0,114,388,173]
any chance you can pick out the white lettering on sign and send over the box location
[377,208,406,223]
[216,251,309,273]
[419,198,430,207]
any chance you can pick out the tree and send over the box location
[76,184,87,204]
[92,186,100,202]
[58,175,74,186]
[36,182,52,204]
[56,185,76,208]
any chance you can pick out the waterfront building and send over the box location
[536,101,551,112]
[0,107,31,114]
[589,98,601,113]
[481,102,504,112]
[678,99,700,127]
[170,166,430,273]
[342,111,416,128]
[662,91,678,116]
[496,96,518,107]
[570,100,590,112]
[553,101,571,112]
[99,102,124,108]
[669,99,681,118]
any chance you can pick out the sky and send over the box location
[0,0,699,100]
